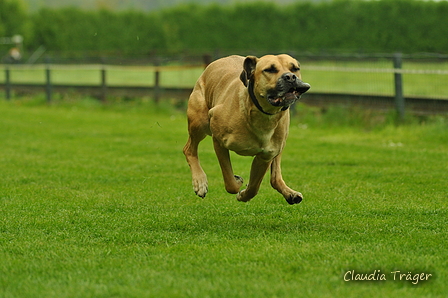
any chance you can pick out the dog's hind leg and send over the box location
[270,153,303,204]
[183,90,210,198]
[213,137,244,194]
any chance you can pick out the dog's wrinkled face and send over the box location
[240,54,311,108]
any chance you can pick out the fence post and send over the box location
[154,60,161,103]
[45,57,52,103]
[101,66,107,102]
[5,67,11,100]
[393,53,404,121]
[203,54,212,68]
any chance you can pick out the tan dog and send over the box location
[183,54,310,204]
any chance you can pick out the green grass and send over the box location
[1,60,448,98]
[0,97,447,297]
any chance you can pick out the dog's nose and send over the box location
[282,72,297,83]
[297,81,311,94]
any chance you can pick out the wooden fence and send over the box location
[2,56,448,115]
[2,63,202,102]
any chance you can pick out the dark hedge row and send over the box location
[4,0,448,56]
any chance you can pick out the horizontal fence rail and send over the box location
[1,55,448,115]
[306,65,448,75]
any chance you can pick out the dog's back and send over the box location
[194,55,245,109]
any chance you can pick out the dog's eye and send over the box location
[291,66,300,72]
[263,67,278,74]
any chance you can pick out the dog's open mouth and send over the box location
[267,88,300,107]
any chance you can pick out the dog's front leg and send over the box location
[270,153,303,205]
[236,156,272,202]
[212,137,244,194]
[184,136,208,198]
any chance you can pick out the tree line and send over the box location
[2,0,448,58]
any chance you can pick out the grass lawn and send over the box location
[0,97,447,297]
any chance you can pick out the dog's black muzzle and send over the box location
[267,72,311,107]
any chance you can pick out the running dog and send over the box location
[183,54,310,204]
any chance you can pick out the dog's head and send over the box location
[240,54,310,110]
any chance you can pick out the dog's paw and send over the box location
[234,175,244,186]
[225,175,244,194]
[236,189,254,202]
[192,176,208,198]
[194,186,208,198]
[285,192,303,205]
[236,189,249,202]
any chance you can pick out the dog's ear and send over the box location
[240,56,258,87]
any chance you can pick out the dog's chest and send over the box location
[215,125,280,158]
[209,105,284,158]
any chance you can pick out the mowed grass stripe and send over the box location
[0,99,447,297]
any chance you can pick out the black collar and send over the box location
[248,80,289,116]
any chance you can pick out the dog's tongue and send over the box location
[270,97,283,105]
[283,92,297,101]
[269,92,298,106]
